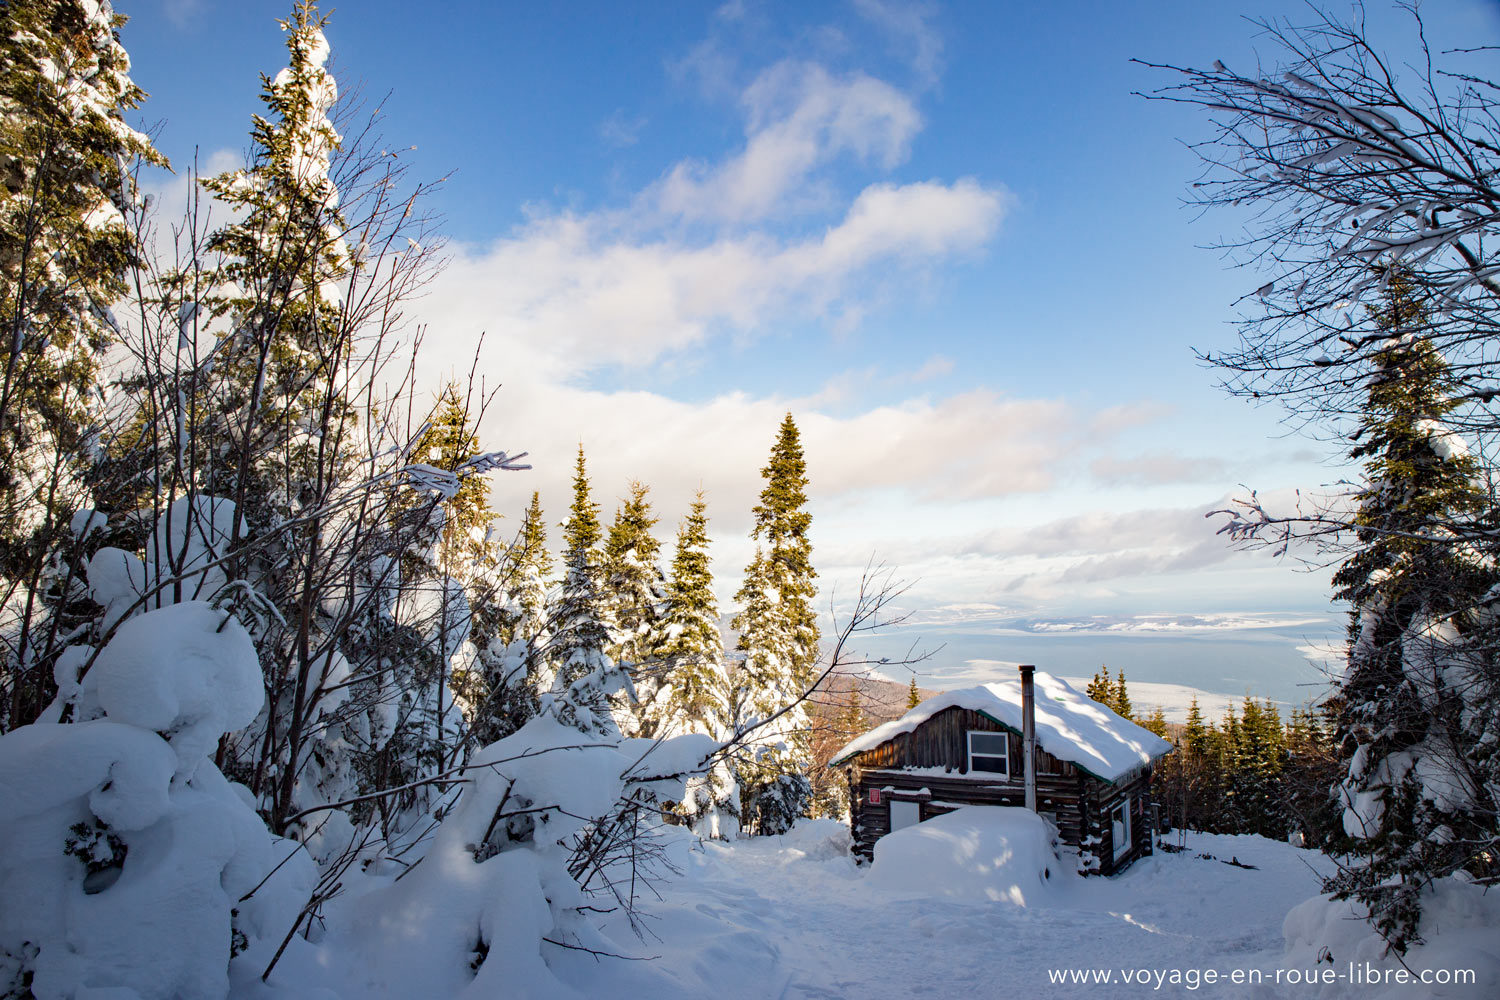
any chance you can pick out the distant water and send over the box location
[849,620,1341,711]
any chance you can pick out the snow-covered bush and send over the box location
[0,603,315,999]
[1284,875,1500,999]
[262,719,719,999]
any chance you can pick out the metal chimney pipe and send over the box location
[1019,664,1037,812]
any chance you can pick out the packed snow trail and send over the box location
[560,820,1344,1000]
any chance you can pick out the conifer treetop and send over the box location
[562,445,601,558]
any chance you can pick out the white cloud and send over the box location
[654,61,922,222]
[137,148,243,261]
[852,0,944,87]
[418,176,1007,384]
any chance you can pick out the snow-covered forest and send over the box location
[1,1,1498,997]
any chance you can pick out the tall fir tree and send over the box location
[1183,696,1210,756]
[659,492,738,836]
[907,674,921,710]
[508,490,553,642]
[0,0,164,727]
[733,413,819,834]
[603,481,668,737]
[1113,667,1133,719]
[542,446,625,735]
[1326,272,1497,949]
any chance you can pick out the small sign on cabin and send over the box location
[869,788,881,805]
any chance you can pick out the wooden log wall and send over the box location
[844,705,1157,874]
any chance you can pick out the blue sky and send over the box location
[117,1,1500,713]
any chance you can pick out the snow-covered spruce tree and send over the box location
[0,0,164,730]
[658,491,738,836]
[733,413,818,834]
[1326,275,1497,951]
[174,0,371,844]
[110,2,519,851]
[541,446,628,736]
[459,489,551,750]
[604,480,668,737]
[406,383,498,582]
[512,490,553,634]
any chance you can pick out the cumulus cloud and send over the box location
[417,176,1007,384]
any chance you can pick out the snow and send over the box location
[0,607,312,1000]
[868,806,1062,905]
[832,670,1173,782]
[1284,876,1500,998]
[93,602,264,779]
[556,822,1355,1000]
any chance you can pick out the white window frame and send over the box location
[1110,796,1132,861]
[966,729,1009,777]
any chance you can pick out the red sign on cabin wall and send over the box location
[869,789,881,805]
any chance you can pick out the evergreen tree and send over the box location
[462,490,549,749]
[733,414,819,834]
[1113,667,1133,719]
[1235,697,1287,839]
[0,0,164,727]
[660,492,727,734]
[603,481,667,736]
[542,446,625,735]
[407,384,496,580]
[1142,705,1168,738]
[1284,706,1342,849]
[167,2,383,839]
[1326,273,1497,949]
[185,0,355,534]
[907,674,921,710]
[1183,696,1210,756]
[1086,667,1113,707]
[658,492,738,836]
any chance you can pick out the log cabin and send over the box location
[831,666,1173,875]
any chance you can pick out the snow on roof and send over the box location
[831,671,1172,783]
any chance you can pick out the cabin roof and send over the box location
[830,671,1173,782]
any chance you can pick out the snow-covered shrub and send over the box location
[0,603,315,999]
[272,719,718,999]
[1283,875,1500,998]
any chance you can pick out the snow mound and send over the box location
[832,670,1172,782]
[93,602,263,778]
[0,668,313,999]
[867,806,1062,905]
[1283,876,1500,998]
[775,818,853,861]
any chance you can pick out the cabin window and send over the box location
[966,730,1009,776]
[1110,796,1132,860]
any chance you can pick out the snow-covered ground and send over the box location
[537,817,1414,1000]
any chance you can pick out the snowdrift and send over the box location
[867,806,1062,905]
[1283,875,1500,998]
